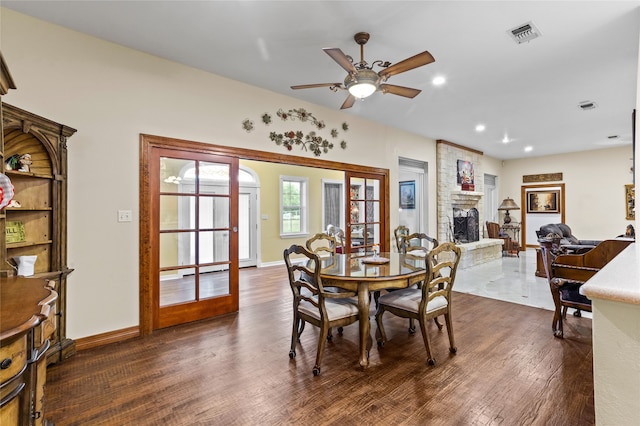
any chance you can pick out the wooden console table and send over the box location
[1,277,57,425]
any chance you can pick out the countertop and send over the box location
[581,243,640,305]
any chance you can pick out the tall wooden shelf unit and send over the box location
[1,102,77,365]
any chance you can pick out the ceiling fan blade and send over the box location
[379,84,422,98]
[340,94,356,109]
[378,51,435,79]
[323,48,357,73]
[291,83,343,90]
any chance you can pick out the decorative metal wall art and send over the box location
[242,108,348,157]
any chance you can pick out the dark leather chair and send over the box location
[536,223,601,254]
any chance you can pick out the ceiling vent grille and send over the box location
[508,21,542,44]
[578,101,597,111]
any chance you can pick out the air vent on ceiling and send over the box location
[508,21,542,44]
[608,135,619,139]
[578,101,597,110]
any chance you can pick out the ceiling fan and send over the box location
[291,32,435,110]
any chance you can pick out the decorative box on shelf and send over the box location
[5,220,25,243]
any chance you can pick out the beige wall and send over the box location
[501,146,633,245]
[0,8,634,342]
[0,9,438,338]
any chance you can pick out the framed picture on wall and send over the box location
[625,184,635,220]
[527,190,560,213]
[399,180,415,209]
[457,160,474,185]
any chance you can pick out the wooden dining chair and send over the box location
[305,232,336,257]
[381,232,438,331]
[284,244,359,376]
[394,225,410,252]
[539,239,592,338]
[326,225,346,253]
[375,242,461,366]
[400,232,438,254]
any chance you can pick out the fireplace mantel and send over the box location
[451,190,484,208]
[451,190,484,199]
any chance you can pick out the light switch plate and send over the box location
[117,210,132,222]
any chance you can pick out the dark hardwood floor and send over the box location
[46,264,594,425]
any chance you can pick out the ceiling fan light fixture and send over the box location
[345,69,379,99]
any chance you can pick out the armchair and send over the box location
[486,221,513,256]
[536,223,601,254]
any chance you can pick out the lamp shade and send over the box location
[345,69,379,99]
[498,197,520,211]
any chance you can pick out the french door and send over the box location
[152,147,239,329]
[141,134,390,335]
[346,171,387,253]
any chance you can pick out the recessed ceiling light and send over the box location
[502,135,510,143]
[475,124,486,132]
[432,76,446,86]
[524,146,533,152]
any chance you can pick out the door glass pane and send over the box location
[160,158,195,193]
[199,162,229,194]
[199,269,230,299]
[160,195,194,231]
[160,232,195,268]
[239,193,250,260]
[198,230,230,264]
[366,178,380,200]
[368,223,381,246]
[160,268,196,306]
[199,196,230,229]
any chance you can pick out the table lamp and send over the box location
[498,197,520,224]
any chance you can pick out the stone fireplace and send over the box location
[436,140,501,268]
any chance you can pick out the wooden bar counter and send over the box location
[1,276,57,425]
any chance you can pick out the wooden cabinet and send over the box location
[1,102,77,365]
[0,276,57,426]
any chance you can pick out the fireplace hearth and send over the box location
[453,207,479,243]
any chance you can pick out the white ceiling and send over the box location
[2,1,639,160]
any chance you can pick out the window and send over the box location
[280,176,308,236]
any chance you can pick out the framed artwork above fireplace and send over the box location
[457,160,474,185]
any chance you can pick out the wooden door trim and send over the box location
[140,134,390,336]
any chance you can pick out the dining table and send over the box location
[318,251,426,368]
